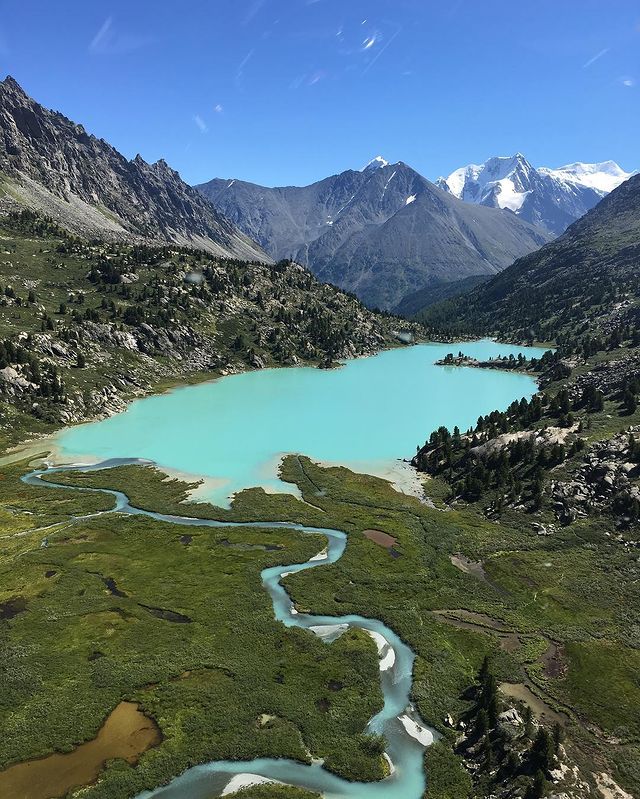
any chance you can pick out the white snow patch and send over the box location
[444,163,482,197]
[405,194,416,205]
[335,193,356,217]
[439,153,636,216]
[539,161,634,194]
[440,154,533,209]
[362,155,390,171]
[380,169,397,201]
[493,180,531,211]
[383,170,397,191]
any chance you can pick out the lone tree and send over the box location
[530,727,555,774]
[623,388,637,415]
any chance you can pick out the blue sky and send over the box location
[0,1,638,186]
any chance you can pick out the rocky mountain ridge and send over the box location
[0,76,267,261]
[197,160,550,310]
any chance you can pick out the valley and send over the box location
[0,25,638,799]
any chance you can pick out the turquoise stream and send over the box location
[38,340,547,798]
[56,340,548,507]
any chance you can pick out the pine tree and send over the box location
[475,708,489,737]
[523,705,533,739]
[525,770,547,799]
[530,727,555,773]
[623,389,637,415]
[553,722,563,754]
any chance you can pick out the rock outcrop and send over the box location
[552,428,640,526]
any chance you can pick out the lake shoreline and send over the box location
[0,336,546,470]
[49,340,547,508]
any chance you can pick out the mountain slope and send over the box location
[0,76,267,261]
[420,173,640,341]
[394,274,491,317]
[197,160,550,309]
[436,153,634,235]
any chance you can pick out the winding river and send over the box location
[24,460,434,799]
[25,340,548,797]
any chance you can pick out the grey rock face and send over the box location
[0,76,268,261]
[197,161,550,310]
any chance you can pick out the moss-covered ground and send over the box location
[1,451,638,797]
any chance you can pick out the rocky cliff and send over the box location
[0,76,267,261]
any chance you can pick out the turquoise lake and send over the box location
[56,340,547,506]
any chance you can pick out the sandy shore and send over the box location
[221,774,280,795]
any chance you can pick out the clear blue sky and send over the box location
[0,1,638,186]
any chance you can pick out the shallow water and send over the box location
[0,701,159,799]
[56,340,547,506]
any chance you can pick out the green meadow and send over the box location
[0,449,636,796]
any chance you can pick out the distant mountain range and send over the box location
[197,159,550,310]
[2,74,632,314]
[436,153,634,235]
[0,76,268,261]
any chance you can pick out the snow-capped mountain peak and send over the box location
[437,154,635,235]
[538,161,635,195]
[438,153,535,213]
[362,155,390,171]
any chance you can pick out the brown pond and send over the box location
[500,682,569,726]
[0,701,161,799]
[363,529,397,548]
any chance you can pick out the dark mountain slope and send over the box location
[419,173,640,341]
[394,274,491,317]
[197,161,550,309]
[0,76,267,261]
